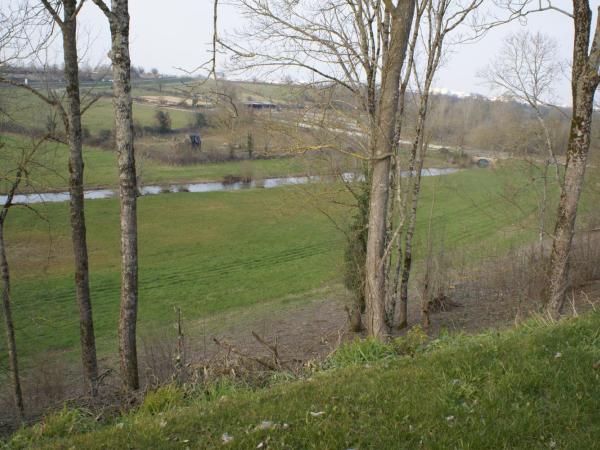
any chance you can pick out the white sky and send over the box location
[74,0,598,104]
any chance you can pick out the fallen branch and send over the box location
[213,337,280,371]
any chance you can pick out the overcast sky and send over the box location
[75,0,599,105]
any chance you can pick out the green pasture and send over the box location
[0,134,308,192]
[3,162,596,364]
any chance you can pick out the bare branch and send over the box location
[40,0,64,27]
[90,0,112,19]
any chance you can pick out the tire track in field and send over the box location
[11,238,343,315]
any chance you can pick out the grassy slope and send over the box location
[2,89,194,135]
[10,312,600,449]
[1,78,311,136]
[2,163,571,364]
[5,185,344,361]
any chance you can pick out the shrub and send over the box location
[393,325,430,356]
[155,110,172,134]
[247,132,254,159]
[133,120,144,138]
[97,128,113,144]
[193,112,208,128]
[45,114,57,134]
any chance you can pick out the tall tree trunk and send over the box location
[113,0,139,391]
[95,0,140,390]
[61,0,99,397]
[0,223,24,420]
[398,138,425,327]
[547,0,600,315]
[389,0,423,327]
[364,0,415,340]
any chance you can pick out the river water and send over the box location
[1,168,458,205]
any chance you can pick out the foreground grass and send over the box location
[8,312,600,449]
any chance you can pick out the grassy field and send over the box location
[0,78,312,136]
[0,134,311,193]
[3,161,592,366]
[0,133,457,193]
[3,185,344,362]
[8,309,600,449]
[2,90,195,135]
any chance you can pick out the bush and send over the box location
[393,325,430,356]
[343,172,370,330]
[192,112,208,129]
[45,115,57,134]
[155,110,172,134]
[133,120,144,138]
[97,129,113,144]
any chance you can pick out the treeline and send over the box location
[0,62,148,82]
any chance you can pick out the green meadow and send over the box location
[4,159,593,364]
[0,134,308,193]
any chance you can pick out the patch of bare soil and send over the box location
[424,280,600,336]
[189,279,600,369]
[181,293,350,369]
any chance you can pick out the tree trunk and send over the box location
[108,0,140,391]
[396,72,432,327]
[364,0,415,340]
[547,0,599,316]
[0,223,24,419]
[61,0,99,397]
[398,139,425,327]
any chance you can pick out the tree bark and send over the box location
[364,0,415,340]
[60,0,99,397]
[398,138,426,327]
[93,0,140,390]
[547,0,600,315]
[0,223,24,420]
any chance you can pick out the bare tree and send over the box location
[39,0,100,397]
[0,155,25,421]
[0,0,101,396]
[0,135,49,420]
[228,0,417,339]
[547,0,600,315]
[91,0,140,390]
[493,1,599,316]
[392,0,483,328]
[364,0,416,339]
[481,30,562,244]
